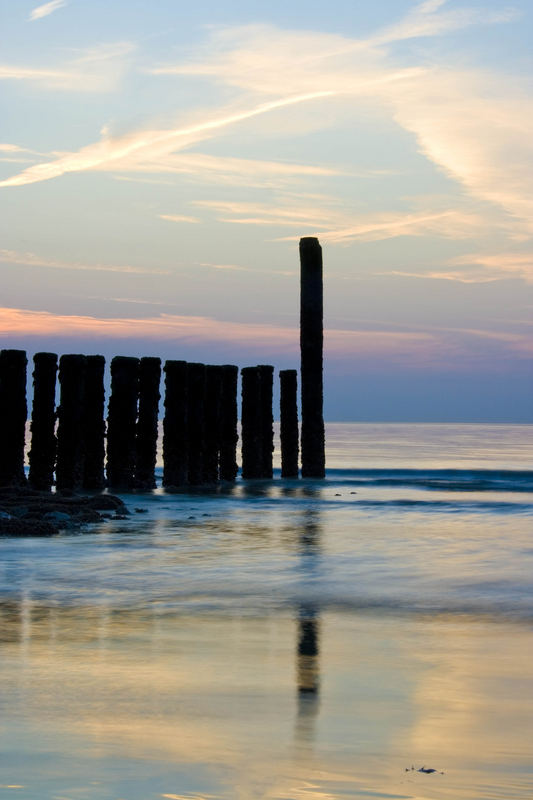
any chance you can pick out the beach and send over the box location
[1,423,532,800]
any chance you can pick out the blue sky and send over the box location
[1,0,532,421]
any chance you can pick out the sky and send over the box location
[1,0,532,422]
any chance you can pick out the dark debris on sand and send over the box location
[0,487,128,536]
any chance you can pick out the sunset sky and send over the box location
[1,0,532,421]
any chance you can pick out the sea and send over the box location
[1,423,532,800]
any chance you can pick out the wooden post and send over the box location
[241,366,262,479]
[219,364,239,482]
[258,364,274,479]
[186,362,206,485]
[162,360,188,489]
[0,349,28,487]
[82,355,106,491]
[300,237,325,477]
[106,356,139,491]
[135,356,161,490]
[280,369,299,478]
[204,365,222,484]
[28,352,58,491]
[56,354,87,492]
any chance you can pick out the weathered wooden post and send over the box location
[299,237,325,478]
[258,364,274,479]
[28,352,58,491]
[280,369,299,478]
[203,365,222,484]
[106,356,139,490]
[56,354,87,492]
[0,349,28,487]
[82,355,106,491]
[135,356,161,490]
[241,365,262,479]
[187,362,206,485]
[162,360,188,489]
[219,365,239,482]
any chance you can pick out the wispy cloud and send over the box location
[159,214,200,224]
[383,251,533,284]
[195,199,485,243]
[0,92,333,188]
[1,306,530,364]
[0,42,135,92]
[0,249,170,275]
[29,0,67,21]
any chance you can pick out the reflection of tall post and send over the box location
[0,349,27,487]
[280,369,299,478]
[56,354,87,492]
[135,357,161,490]
[258,364,274,479]
[106,356,139,490]
[297,606,320,695]
[299,237,325,478]
[241,366,262,479]
[294,509,322,749]
[28,352,57,491]
[162,360,188,489]
[187,363,206,486]
[82,355,106,491]
[219,365,239,482]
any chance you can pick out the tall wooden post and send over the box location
[299,237,325,478]
[135,356,161,490]
[258,364,274,479]
[280,369,299,478]
[0,349,28,487]
[219,364,239,482]
[28,352,57,491]
[56,354,87,492]
[241,366,262,479]
[162,360,188,489]
[82,355,106,491]
[187,362,206,485]
[106,356,139,490]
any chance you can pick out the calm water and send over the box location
[1,423,532,800]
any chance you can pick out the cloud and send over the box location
[29,0,67,21]
[0,249,170,275]
[384,251,533,284]
[1,306,530,365]
[159,214,201,224]
[0,91,334,188]
[196,199,485,243]
[0,42,135,92]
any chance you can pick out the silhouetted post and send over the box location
[106,356,139,490]
[135,357,161,490]
[82,355,106,491]
[203,365,222,484]
[187,362,206,485]
[219,364,239,482]
[28,352,58,491]
[0,349,28,487]
[280,369,299,478]
[162,360,188,489]
[258,364,274,479]
[300,237,325,478]
[56,354,87,492]
[241,366,262,479]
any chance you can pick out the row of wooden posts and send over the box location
[0,235,326,492]
[0,349,301,492]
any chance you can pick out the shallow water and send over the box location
[1,423,532,800]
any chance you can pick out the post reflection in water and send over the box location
[294,506,322,747]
